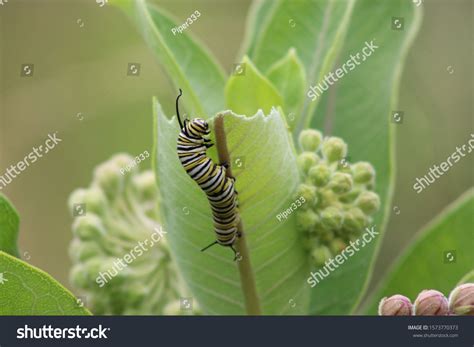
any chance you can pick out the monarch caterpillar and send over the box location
[175,89,241,260]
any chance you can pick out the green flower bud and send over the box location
[132,171,158,201]
[83,187,108,216]
[336,162,352,174]
[301,235,315,251]
[113,153,137,177]
[312,214,324,229]
[308,164,330,187]
[299,129,323,152]
[70,264,88,289]
[71,240,103,262]
[414,290,449,316]
[125,282,150,305]
[317,189,338,208]
[93,257,128,287]
[378,295,413,316]
[122,307,144,315]
[356,191,380,215]
[295,183,317,207]
[320,206,343,230]
[107,289,128,312]
[305,234,328,252]
[68,189,87,215]
[72,214,106,241]
[366,182,375,190]
[93,161,123,200]
[338,187,362,203]
[297,152,320,174]
[163,300,182,315]
[342,207,368,233]
[296,209,319,232]
[311,245,332,267]
[87,296,108,315]
[329,172,353,194]
[81,258,107,285]
[448,283,474,315]
[322,137,347,163]
[318,227,334,243]
[68,187,108,217]
[330,237,347,254]
[352,162,375,184]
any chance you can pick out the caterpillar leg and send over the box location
[230,245,241,261]
[201,240,218,253]
[201,241,240,261]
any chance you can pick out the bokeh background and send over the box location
[0,0,472,308]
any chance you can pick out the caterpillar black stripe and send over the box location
[175,89,241,260]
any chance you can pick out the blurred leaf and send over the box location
[0,251,91,315]
[225,56,283,116]
[364,189,474,314]
[153,100,310,314]
[457,270,474,286]
[245,0,356,134]
[0,194,20,257]
[239,0,278,58]
[112,0,226,116]
[309,0,422,314]
[267,48,306,125]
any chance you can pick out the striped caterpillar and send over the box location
[175,89,240,260]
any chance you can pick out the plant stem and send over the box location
[214,114,262,315]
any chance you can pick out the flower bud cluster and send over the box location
[379,283,474,316]
[68,154,195,315]
[295,129,380,266]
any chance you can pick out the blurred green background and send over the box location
[0,0,472,307]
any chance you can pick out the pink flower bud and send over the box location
[448,283,474,315]
[414,290,449,316]
[378,295,413,316]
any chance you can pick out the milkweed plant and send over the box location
[1,0,472,316]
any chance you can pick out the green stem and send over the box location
[214,115,262,315]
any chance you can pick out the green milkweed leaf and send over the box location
[308,0,422,314]
[112,0,226,117]
[267,48,306,127]
[153,100,310,314]
[244,0,356,134]
[225,56,283,117]
[0,251,91,315]
[0,194,20,257]
[239,0,278,58]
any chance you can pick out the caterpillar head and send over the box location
[193,118,210,136]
